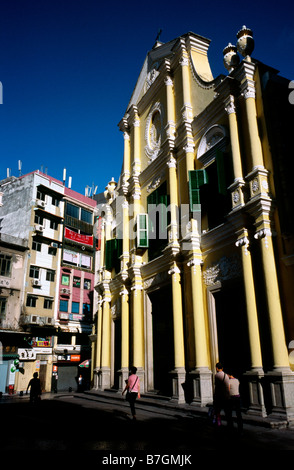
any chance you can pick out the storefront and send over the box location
[54,351,81,392]
[0,332,33,394]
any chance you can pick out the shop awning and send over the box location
[79,359,91,368]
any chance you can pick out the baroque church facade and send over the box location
[92,26,294,422]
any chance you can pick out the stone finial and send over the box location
[223,43,240,72]
[236,25,254,60]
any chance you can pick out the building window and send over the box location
[66,203,79,219]
[36,189,46,201]
[50,220,58,230]
[44,298,53,309]
[29,265,40,279]
[0,297,7,317]
[32,241,42,252]
[71,302,79,314]
[34,214,44,225]
[59,300,68,312]
[48,246,57,256]
[26,296,37,307]
[84,279,91,290]
[0,254,12,277]
[73,276,81,288]
[46,269,55,282]
[81,208,92,224]
[61,274,70,286]
[51,197,60,207]
[63,249,92,270]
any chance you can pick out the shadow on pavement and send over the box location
[1,396,294,451]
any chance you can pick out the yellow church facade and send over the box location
[93,27,294,422]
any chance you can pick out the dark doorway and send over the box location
[150,284,174,396]
[214,280,250,380]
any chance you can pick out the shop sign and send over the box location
[18,348,36,360]
[70,355,81,362]
[64,227,93,247]
[34,347,52,354]
[57,354,80,362]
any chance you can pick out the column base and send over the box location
[93,367,100,390]
[136,367,145,394]
[118,367,130,391]
[189,367,213,407]
[266,368,294,423]
[94,367,111,391]
[243,368,267,417]
[169,368,186,404]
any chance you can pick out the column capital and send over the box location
[164,75,173,86]
[167,155,177,168]
[225,94,237,114]
[242,84,256,100]
[179,56,189,67]
[168,265,181,275]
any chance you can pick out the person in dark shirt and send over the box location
[213,362,231,426]
[26,372,41,403]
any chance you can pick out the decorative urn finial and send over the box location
[236,25,254,60]
[223,43,240,72]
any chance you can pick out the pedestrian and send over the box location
[78,374,83,392]
[213,362,231,427]
[228,373,243,433]
[26,372,42,403]
[122,366,140,420]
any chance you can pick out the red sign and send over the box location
[70,355,81,362]
[64,227,93,247]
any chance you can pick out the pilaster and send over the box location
[187,257,213,406]
[168,262,186,403]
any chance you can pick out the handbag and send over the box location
[126,376,138,401]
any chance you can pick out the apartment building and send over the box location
[53,186,97,391]
[0,170,97,393]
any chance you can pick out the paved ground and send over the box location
[1,391,294,454]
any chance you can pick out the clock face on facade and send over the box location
[145,102,163,162]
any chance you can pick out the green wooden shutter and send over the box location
[137,214,148,248]
[216,150,227,195]
[189,170,208,211]
[159,194,169,235]
[105,239,116,271]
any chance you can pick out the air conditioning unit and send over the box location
[60,288,70,295]
[30,315,40,324]
[36,199,46,208]
[34,224,44,232]
[32,279,42,287]
[50,242,59,248]
[46,317,55,326]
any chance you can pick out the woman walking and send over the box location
[122,367,140,420]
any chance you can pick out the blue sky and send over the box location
[0,0,293,197]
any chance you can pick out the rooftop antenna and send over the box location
[40,165,43,173]
[45,167,48,175]
[68,176,72,189]
[92,183,98,199]
[63,168,66,186]
[6,168,11,178]
[18,160,22,176]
